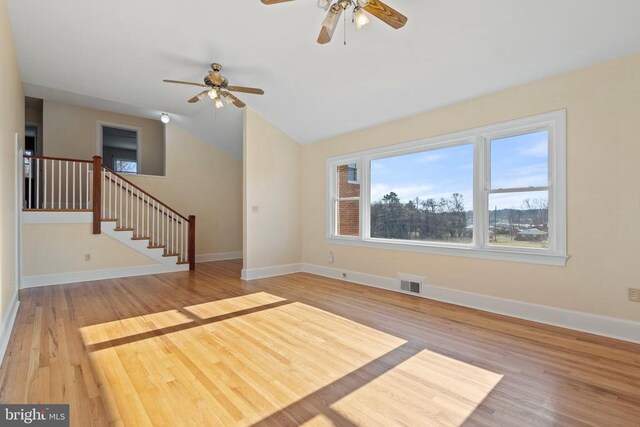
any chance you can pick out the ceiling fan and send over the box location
[163,63,264,109]
[261,0,407,44]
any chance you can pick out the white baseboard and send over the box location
[241,263,302,281]
[196,251,242,263]
[296,263,639,344]
[22,263,189,288]
[0,293,20,365]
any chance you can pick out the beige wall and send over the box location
[43,101,165,176]
[302,53,640,323]
[22,223,154,276]
[129,124,242,256]
[0,0,24,326]
[244,109,302,270]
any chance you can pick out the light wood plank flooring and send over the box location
[1,260,639,426]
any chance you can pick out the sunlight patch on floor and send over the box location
[84,297,407,426]
[183,291,286,319]
[329,349,503,426]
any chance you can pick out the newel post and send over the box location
[92,156,102,234]
[188,215,196,271]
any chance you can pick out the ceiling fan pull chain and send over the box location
[344,8,347,45]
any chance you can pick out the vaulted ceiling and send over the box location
[8,0,640,160]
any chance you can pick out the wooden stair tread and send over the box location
[114,227,135,231]
[131,236,150,241]
[147,245,164,249]
[102,218,118,222]
[163,252,179,257]
[176,261,189,265]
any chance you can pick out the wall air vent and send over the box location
[397,273,425,294]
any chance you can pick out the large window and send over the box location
[327,111,567,265]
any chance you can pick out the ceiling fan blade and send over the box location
[317,6,343,44]
[227,86,264,95]
[363,0,407,29]
[163,79,207,87]
[261,0,294,4]
[222,91,246,108]
[188,91,208,103]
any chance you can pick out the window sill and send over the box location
[326,237,568,266]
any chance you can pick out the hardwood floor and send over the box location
[1,260,639,426]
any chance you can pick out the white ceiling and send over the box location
[8,0,640,160]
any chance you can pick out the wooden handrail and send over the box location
[101,165,189,222]
[102,173,188,223]
[24,154,93,164]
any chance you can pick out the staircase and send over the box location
[23,155,195,271]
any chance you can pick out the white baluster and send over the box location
[28,157,33,209]
[162,206,165,251]
[136,189,140,237]
[57,160,61,209]
[72,162,76,209]
[35,158,39,209]
[43,159,47,209]
[65,161,68,209]
[151,200,155,245]
[173,213,177,254]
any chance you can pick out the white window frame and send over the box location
[326,110,567,266]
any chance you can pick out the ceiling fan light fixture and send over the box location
[354,6,369,29]
[214,98,224,109]
[208,89,218,99]
[160,113,170,124]
[317,0,330,11]
[356,0,370,7]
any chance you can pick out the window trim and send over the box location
[326,110,567,266]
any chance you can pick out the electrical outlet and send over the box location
[628,288,640,302]
[84,253,91,262]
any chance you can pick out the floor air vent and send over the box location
[397,273,425,294]
[400,280,421,293]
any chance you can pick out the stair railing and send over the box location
[93,156,195,270]
[22,155,94,210]
[22,154,195,270]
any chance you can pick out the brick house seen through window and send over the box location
[336,163,360,236]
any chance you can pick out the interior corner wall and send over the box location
[43,101,165,176]
[243,109,302,272]
[302,52,640,323]
[0,0,24,336]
